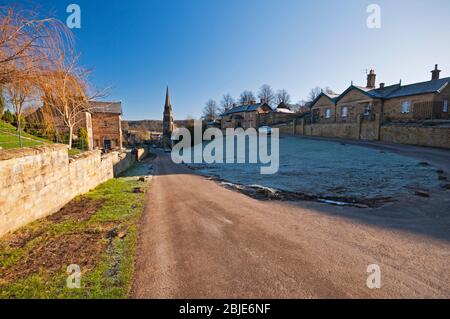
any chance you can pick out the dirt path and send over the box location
[132,151,450,299]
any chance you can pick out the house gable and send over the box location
[337,86,378,105]
[311,95,336,109]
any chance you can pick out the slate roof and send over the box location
[313,77,450,107]
[221,103,272,116]
[90,101,123,115]
[378,77,450,99]
[345,77,450,100]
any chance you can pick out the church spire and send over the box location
[165,86,171,109]
[163,86,174,140]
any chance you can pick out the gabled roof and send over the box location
[336,77,450,102]
[380,77,450,99]
[221,102,272,116]
[335,85,383,102]
[310,92,340,108]
[90,101,123,115]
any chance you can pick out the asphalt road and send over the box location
[132,151,450,299]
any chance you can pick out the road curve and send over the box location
[131,151,450,299]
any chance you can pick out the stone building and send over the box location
[310,65,450,124]
[25,100,124,151]
[90,101,123,151]
[220,100,273,129]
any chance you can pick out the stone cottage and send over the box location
[310,65,450,124]
[89,101,124,151]
[221,100,273,129]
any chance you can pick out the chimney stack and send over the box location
[431,64,441,80]
[379,83,385,89]
[367,69,376,89]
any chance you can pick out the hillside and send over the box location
[0,121,51,150]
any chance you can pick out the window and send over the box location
[325,109,331,119]
[443,99,448,113]
[401,100,411,114]
[364,104,372,116]
[104,120,108,127]
[341,106,348,118]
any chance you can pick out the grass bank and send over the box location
[0,175,149,299]
[0,121,51,149]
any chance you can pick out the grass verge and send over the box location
[0,176,149,299]
[0,121,51,149]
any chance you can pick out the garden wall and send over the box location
[380,125,450,149]
[0,145,143,238]
[277,118,449,149]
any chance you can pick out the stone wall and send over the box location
[0,145,143,238]
[380,125,450,149]
[112,148,148,176]
[276,117,449,149]
[91,112,123,150]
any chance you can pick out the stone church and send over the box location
[163,86,174,144]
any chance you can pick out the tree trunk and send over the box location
[17,114,23,147]
[68,126,73,149]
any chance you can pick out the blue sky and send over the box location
[11,0,450,120]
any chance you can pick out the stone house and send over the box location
[310,92,340,123]
[90,101,123,151]
[26,100,124,151]
[221,101,272,129]
[310,65,450,124]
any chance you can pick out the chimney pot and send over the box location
[366,69,376,89]
[431,64,441,80]
[380,83,385,88]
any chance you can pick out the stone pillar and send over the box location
[357,114,363,140]
[375,113,382,141]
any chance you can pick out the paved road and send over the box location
[132,151,450,299]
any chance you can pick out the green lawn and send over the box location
[0,176,149,299]
[0,121,51,149]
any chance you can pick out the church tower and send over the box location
[163,86,174,139]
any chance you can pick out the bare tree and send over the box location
[202,99,219,121]
[4,74,38,146]
[307,86,335,102]
[39,51,107,149]
[0,5,72,85]
[239,90,255,105]
[258,84,275,106]
[276,89,291,105]
[220,93,234,113]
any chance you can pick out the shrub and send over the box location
[76,127,89,150]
